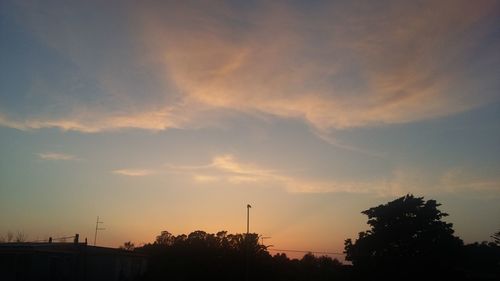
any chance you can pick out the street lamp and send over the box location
[246,204,252,281]
[247,204,251,234]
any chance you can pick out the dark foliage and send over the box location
[344,194,464,281]
[492,230,500,245]
[130,195,499,281]
[460,242,500,280]
[119,241,135,251]
[135,230,349,281]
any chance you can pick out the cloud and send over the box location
[1,0,499,132]
[439,168,500,193]
[165,156,500,196]
[0,109,181,133]
[141,0,500,130]
[37,152,78,161]
[167,154,379,194]
[112,169,154,177]
[311,128,385,158]
[193,175,219,183]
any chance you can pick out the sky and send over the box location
[1,0,500,257]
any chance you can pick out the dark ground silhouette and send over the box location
[135,230,349,281]
[1,194,499,281]
[134,195,499,281]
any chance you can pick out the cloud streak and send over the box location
[167,155,380,194]
[37,152,78,161]
[165,155,500,197]
[112,169,154,177]
[439,168,500,193]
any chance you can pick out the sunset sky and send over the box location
[1,0,499,257]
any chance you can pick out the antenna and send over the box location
[94,216,105,246]
[260,236,271,245]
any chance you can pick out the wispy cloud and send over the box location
[165,156,500,197]
[167,155,378,194]
[0,1,498,133]
[311,128,385,158]
[112,169,154,177]
[141,0,500,130]
[37,152,78,161]
[0,109,180,133]
[193,175,219,183]
[439,167,500,193]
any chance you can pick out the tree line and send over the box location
[129,195,499,281]
[134,230,349,281]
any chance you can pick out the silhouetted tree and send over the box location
[298,253,345,281]
[119,241,135,251]
[461,241,500,280]
[137,230,348,281]
[6,231,13,242]
[15,231,27,242]
[155,230,174,246]
[492,230,500,245]
[344,194,463,281]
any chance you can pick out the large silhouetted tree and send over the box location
[344,194,463,281]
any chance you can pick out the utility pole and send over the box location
[94,216,105,246]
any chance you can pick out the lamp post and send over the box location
[247,204,251,234]
[246,204,251,281]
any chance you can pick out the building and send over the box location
[0,236,147,281]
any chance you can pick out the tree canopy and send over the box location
[344,194,463,280]
[121,195,499,281]
[137,230,347,281]
[119,241,135,251]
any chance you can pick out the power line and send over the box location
[29,235,78,243]
[269,248,345,256]
[30,235,74,242]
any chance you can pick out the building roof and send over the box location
[0,242,147,258]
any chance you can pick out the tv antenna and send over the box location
[260,236,271,245]
[94,216,105,246]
